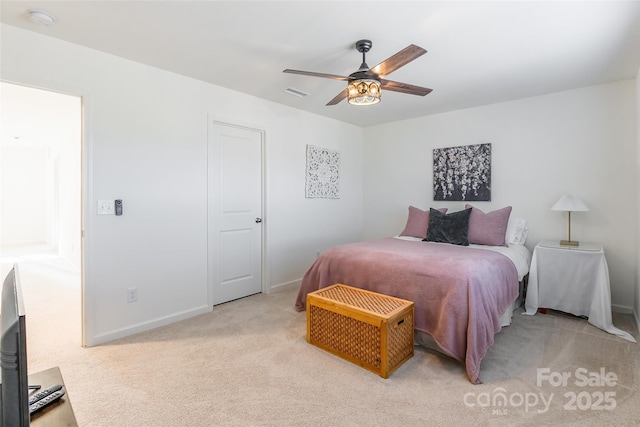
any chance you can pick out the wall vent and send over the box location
[284,87,309,98]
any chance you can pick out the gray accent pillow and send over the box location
[423,208,472,246]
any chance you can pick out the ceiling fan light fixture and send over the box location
[347,79,381,106]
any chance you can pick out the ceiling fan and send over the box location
[283,39,432,106]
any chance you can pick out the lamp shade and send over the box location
[551,195,589,212]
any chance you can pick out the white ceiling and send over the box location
[2,1,639,127]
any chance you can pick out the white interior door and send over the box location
[208,121,263,305]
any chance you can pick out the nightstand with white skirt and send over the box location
[524,240,635,342]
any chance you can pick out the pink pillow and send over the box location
[400,206,448,238]
[465,204,512,246]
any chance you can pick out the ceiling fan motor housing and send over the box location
[355,39,372,53]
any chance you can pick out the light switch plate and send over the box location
[97,200,115,215]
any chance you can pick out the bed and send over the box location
[295,205,531,384]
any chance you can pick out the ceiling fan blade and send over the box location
[326,89,348,106]
[381,79,433,96]
[283,69,350,81]
[370,44,427,78]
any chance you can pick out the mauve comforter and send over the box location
[295,237,519,384]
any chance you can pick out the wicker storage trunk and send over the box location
[306,284,414,378]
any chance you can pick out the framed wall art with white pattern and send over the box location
[305,145,340,199]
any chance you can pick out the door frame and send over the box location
[207,115,267,307]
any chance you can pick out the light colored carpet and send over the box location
[3,256,639,426]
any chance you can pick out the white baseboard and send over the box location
[88,279,304,346]
[86,304,212,347]
[269,279,301,293]
[611,304,634,314]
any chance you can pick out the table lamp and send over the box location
[551,195,589,247]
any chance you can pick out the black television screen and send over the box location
[1,265,29,426]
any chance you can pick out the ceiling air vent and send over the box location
[284,87,309,98]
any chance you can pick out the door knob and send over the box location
[255,218,263,223]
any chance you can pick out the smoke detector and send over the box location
[28,10,56,26]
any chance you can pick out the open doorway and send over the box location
[0,82,82,350]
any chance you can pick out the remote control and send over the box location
[29,384,63,405]
[29,388,65,414]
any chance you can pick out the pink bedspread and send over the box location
[295,237,519,384]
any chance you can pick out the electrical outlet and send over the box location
[127,287,138,303]
[97,200,115,215]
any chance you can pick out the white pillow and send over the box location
[505,216,528,245]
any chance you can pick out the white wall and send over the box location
[0,144,49,247]
[0,24,363,345]
[54,92,82,269]
[636,66,640,329]
[363,80,637,311]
